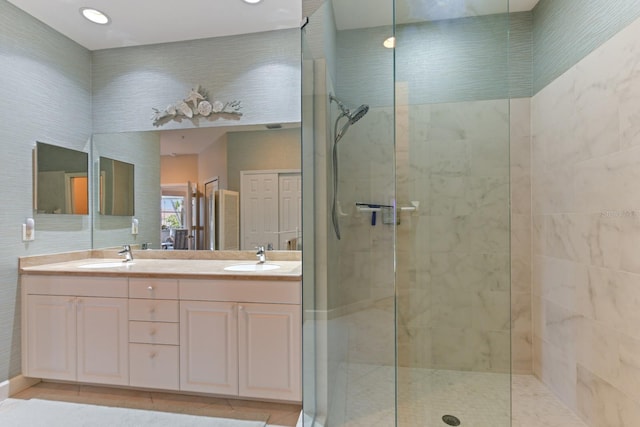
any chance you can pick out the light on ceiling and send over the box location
[243,0,263,4]
[80,7,110,25]
[383,36,396,49]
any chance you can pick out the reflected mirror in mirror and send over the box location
[34,142,89,215]
[99,156,135,216]
[91,124,301,250]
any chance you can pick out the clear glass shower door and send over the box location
[301,1,397,425]
[302,1,512,426]
[394,1,512,426]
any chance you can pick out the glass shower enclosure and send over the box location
[302,1,511,426]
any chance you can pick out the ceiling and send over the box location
[160,124,300,157]
[7,0,302,51]
[10,0,540,51]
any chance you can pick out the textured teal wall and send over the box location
[0,0,92,381]
[91,29,301,134]
[337,12,531,107]
[533,0,640,93]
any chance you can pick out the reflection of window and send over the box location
[161,196,184,228]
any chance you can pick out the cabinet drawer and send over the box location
[129,321,179,345]
[129,299,178,322]
[23,275,128,298]
[129,343,179,390]
[129,278,178,300]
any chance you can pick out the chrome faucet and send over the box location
[118,244,133,262]
[256,245,266,264]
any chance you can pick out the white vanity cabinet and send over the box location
[21,270,302,403]
[22,276,128,385]
[180,279,302,402]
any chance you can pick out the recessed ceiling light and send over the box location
[80,7,110,25]
[242,0,263,4]
[383,36,396,49]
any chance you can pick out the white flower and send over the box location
[197,100,213,116]
[211,101,224,113]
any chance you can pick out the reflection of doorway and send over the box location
[240,170,301,250]
[203,177,219,250]
[64,173,88,215]
[161,182,198,249]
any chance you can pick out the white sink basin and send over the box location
[224,264,281,272]
[78,262,134,269]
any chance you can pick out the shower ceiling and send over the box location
[333,0,540,30]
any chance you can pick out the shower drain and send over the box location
[442,414,461,426]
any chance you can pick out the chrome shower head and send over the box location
[330,94,369,143]
[348,104,369,124]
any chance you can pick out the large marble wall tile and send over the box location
[511,213,532,294]
[577,319,620,387]
[430,327,475,371]
[512,291,532,333]
[574,146,640,214]
[542,299,580,361]
[512,330,533,374]
[532,215,545,256]
[533,335,578,412]
[577,365,640,427]
[532,13,640,427]
[619,59,640,149]
[619,214,640,274]
[578,266,640,341]
[617,333,640,403]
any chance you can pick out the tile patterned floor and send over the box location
[10,372,587,427]
[326,364,588,427]
[11,382,301,427]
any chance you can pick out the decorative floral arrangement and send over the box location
[152,86,242,126]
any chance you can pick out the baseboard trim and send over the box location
[0,375,41,401]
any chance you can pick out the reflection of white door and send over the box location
[204,178,219,250]
[241,173,278,250]
[279,174,302,249]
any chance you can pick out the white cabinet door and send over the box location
[278,174,302,249]
[26,295,76,381]
[241,173,279,250]
[77,297,128,385]
[238,303,301,401]
[180,301,238,394]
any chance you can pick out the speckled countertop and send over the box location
[19,250,302,281]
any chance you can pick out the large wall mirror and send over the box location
[34,141,89,215]
[92,124,301,251]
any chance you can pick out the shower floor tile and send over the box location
[334,364,587,427]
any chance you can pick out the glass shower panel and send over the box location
[301,1,396,425]
[394,1,511,426]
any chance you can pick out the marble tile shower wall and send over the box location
[333,105,396,367]
[336,96,524,373]
[511,98,533,375]
[399,99,511,373]
[531,14,640,427]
